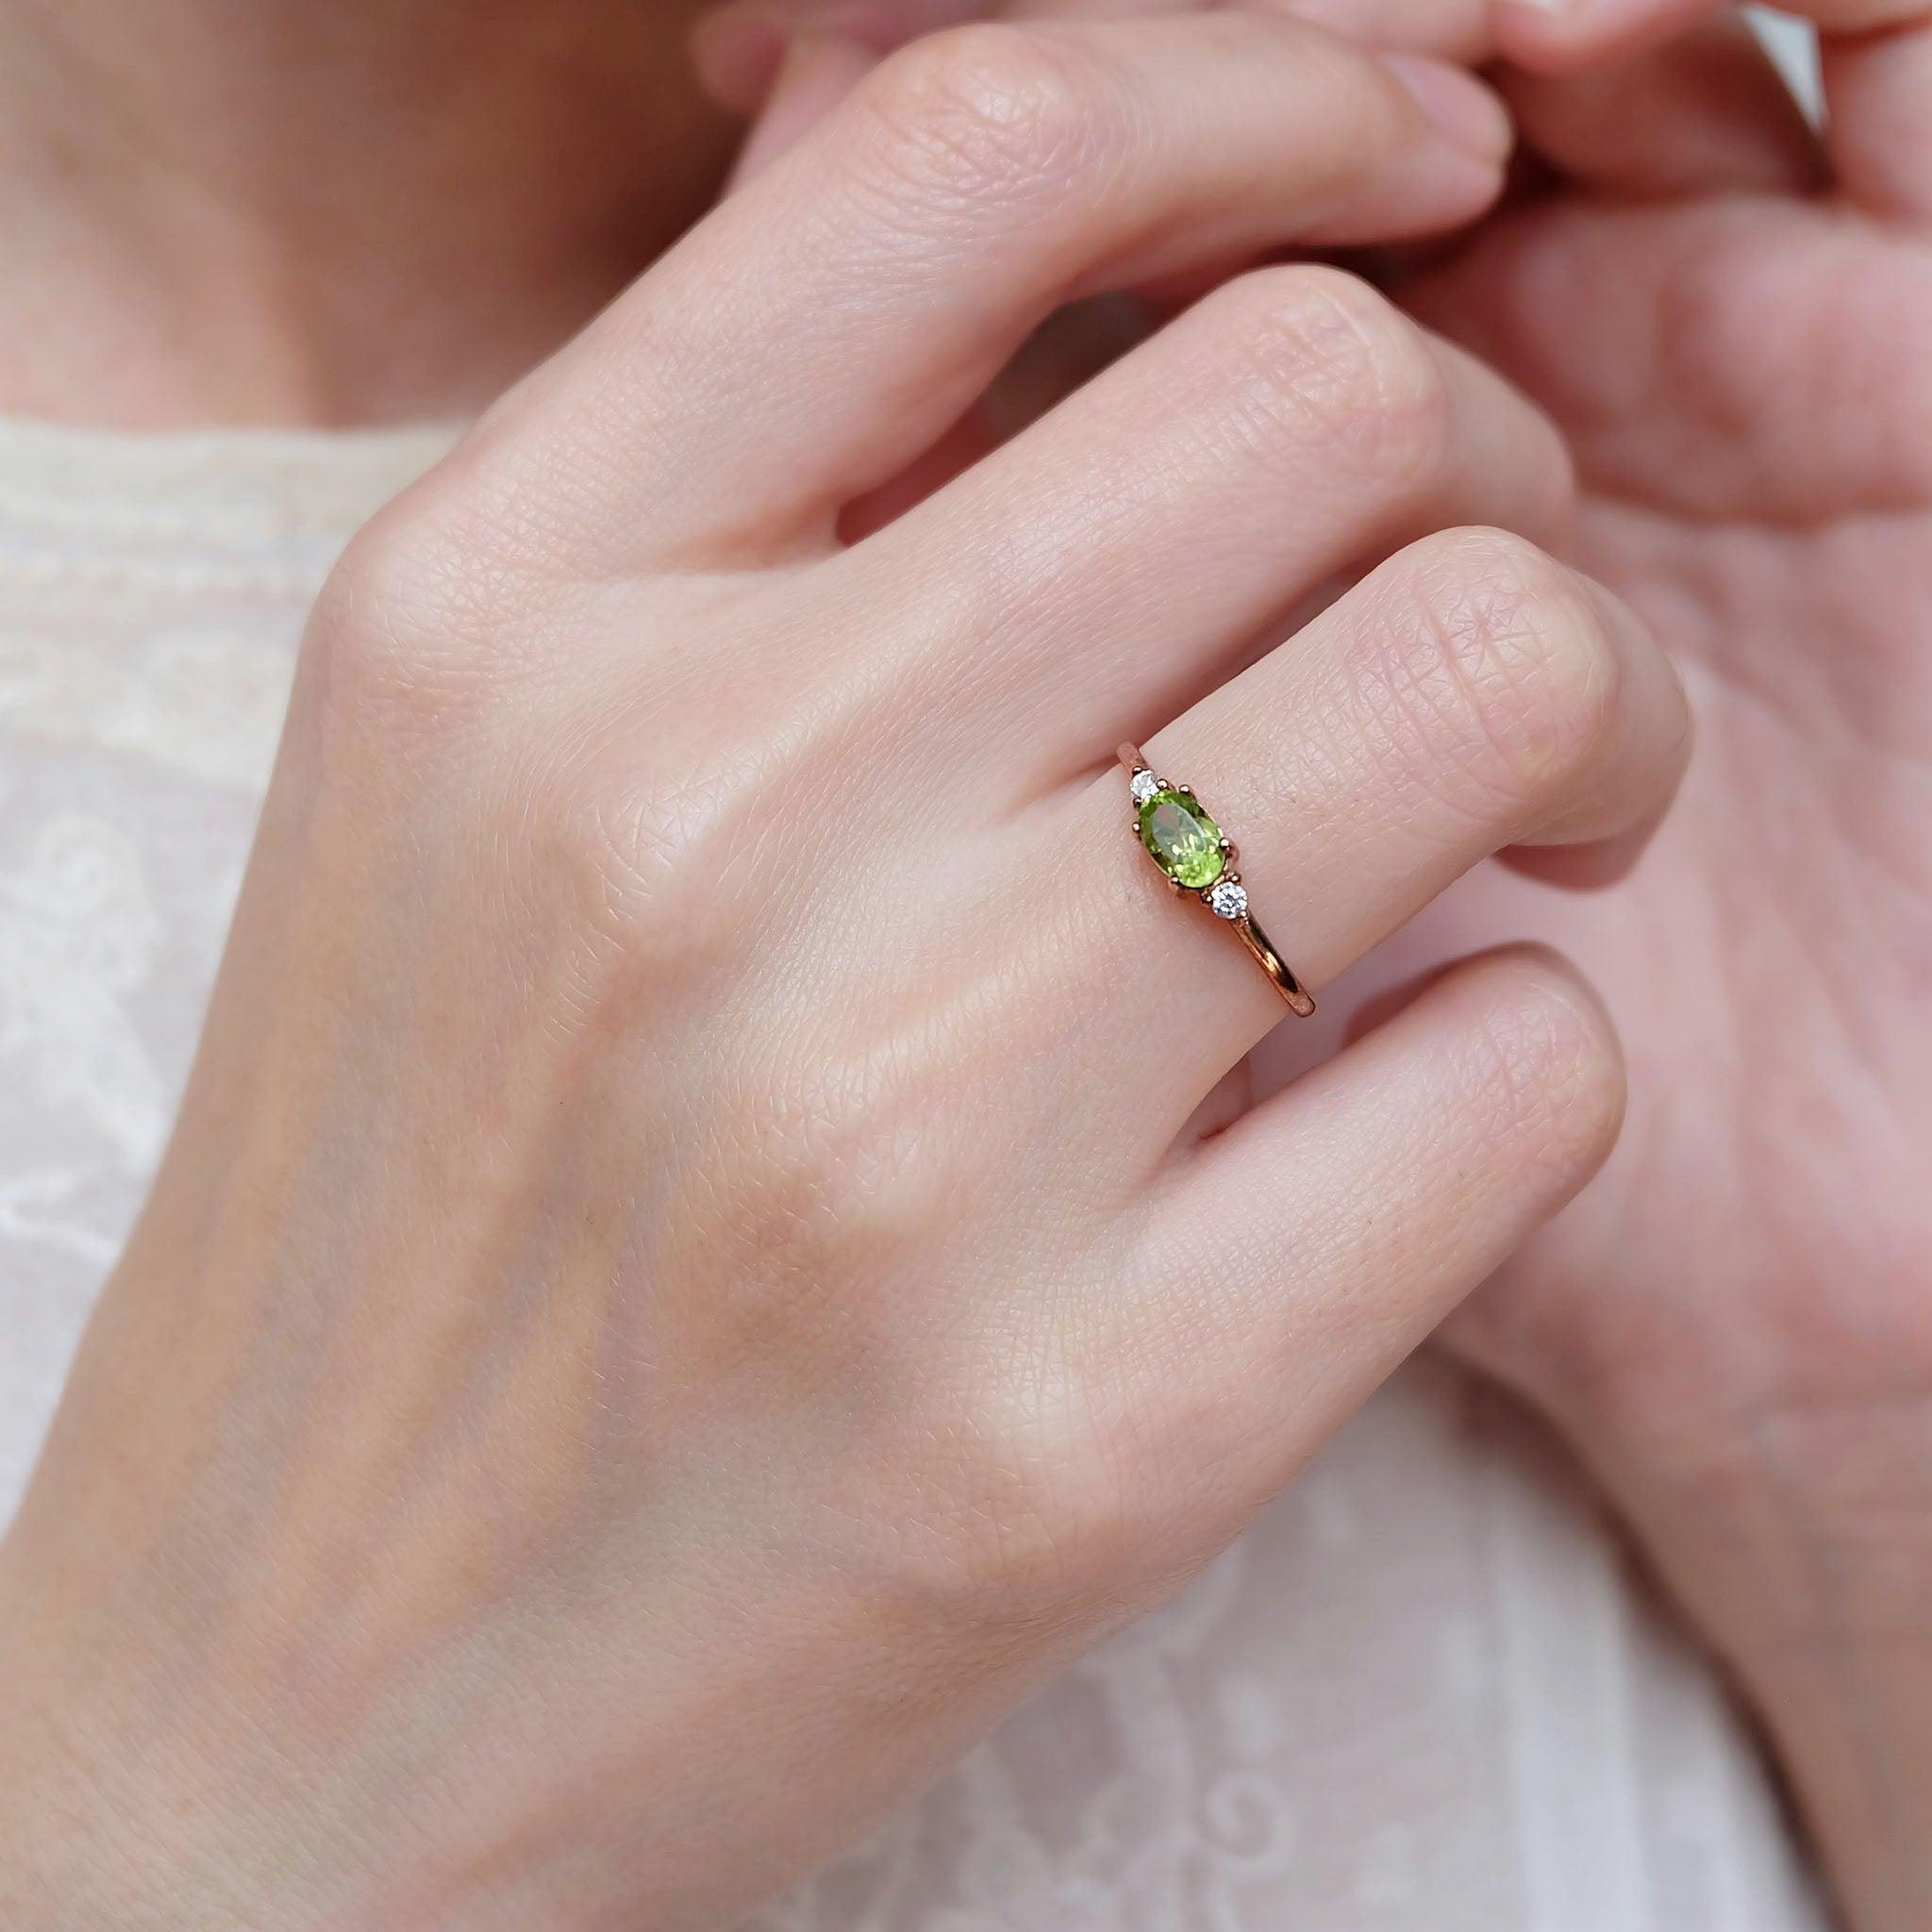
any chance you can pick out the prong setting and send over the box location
[1117,740,1313,1016]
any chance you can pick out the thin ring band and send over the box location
[1119,743,1316,1018]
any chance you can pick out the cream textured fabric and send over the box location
[0,414,1829,1932]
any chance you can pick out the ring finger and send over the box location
[1054,521,1690,1119]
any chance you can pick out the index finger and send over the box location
[471,15,1512,573]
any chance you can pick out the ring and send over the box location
[1119,743,1316,1017]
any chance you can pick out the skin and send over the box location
[709,0,1932,1924]
[1408,16,1932,1932]
[0,2,1923,1929]
[0,13,1695,1930]
[0,0,735,424]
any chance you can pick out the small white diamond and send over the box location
[1129,768,1162,807]
[1208,880,1248,921]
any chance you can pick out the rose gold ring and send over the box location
[1119,742,1315,1018]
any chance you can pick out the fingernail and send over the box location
[1381,55,1514,164]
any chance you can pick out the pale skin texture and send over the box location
[0,13,1690,1928]
[0,6,1924,1932]
[708,1,1932,1925]
[1418,20,1932,1929]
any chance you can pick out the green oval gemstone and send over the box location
[1138,789,1225,889]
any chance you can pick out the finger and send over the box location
[994,0,1494,43]
[1496,0,1932,219]
[859,267,1574,779]
[710,0,1820,206]
[1503,13,1826,195]
[475,16,1513,571]
[691,0,1499,105]
[1823,12,1932,216]
[1263,0,1495,59]
[692,0,980,113]
[725,28,876,183]
[1060,525,1689,1113]
[1403,192,1932,525]
[1118,946,1623,1530]
[1497,0,1910,62]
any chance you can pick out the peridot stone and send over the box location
[1138,789,1224,889]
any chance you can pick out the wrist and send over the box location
[0,1389,396,1932]
[0,1557,275,1932]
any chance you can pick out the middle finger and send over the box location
[477,13,1511,572]
[852,265,1575,787]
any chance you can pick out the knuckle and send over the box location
[896,1367,1150,1631]
[308,496,507,750]
[855,23,1119,216]
[749,1048,969,1276]
[1200,265,1454,486]
[1383,526,1622,819]
[677,1063,1157,1630]
[541,752,743,991]
[1460,951,1626,1182]
[539,690,880,1007]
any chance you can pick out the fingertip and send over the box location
[1382,53,1516,165]
[1446,941,1628,1187]
[1145,940,1628,1455]
[1307,53,1514,244]
[691,5,791,113]
[1487,558,1694,864]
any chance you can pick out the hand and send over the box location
[706,5,1932,1924]
[0,18,1690,1932]
[1360,9,1932,1928]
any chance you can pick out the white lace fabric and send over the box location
[0,413,1827,1931]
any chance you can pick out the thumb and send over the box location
[691,0,987,116]
[723,28,879,185]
